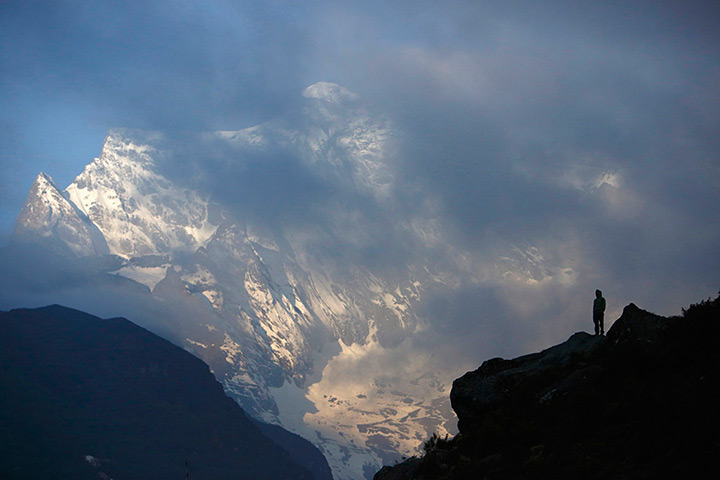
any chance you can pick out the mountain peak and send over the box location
[105,127,165,146]
[33,171,58,188]
[302,82,359,104]
[36,171,53,182]
[13,171,109,256]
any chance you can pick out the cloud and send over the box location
[1,0,719,365]
[1,1,315,129]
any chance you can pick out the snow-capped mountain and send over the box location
[12,83,461,479]
[64,130,218,258]
[13,172,109,256]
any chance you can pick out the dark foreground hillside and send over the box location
[0,305,317,480]
[375,293,720,479]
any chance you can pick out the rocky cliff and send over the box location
[375,293,720,479]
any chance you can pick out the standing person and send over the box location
[593,289,606,336]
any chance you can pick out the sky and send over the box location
[2,0,720,350]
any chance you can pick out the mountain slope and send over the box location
[374,293,720,479]
[0,304,315,480]
[9,83,463,479]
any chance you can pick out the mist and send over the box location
[2,0,719,369]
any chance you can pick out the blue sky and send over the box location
[1,0,719,324]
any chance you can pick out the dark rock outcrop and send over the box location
[0,305,315,480]
[451,331,605,434]
[375,294,720,479]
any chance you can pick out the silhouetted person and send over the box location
[593,289,606,335]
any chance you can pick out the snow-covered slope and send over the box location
[14,172,108,256]
[64,130,218,258]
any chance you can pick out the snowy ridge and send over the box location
[13,173,108,256]
[216,84,394,203]
[302,82,360,104]
[65,129,218,258]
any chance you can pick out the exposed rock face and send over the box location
[0,305,317,480]
[375,296,720,479]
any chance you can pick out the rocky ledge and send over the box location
[375,294,720,479]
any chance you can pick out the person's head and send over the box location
[596,289,602,298]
